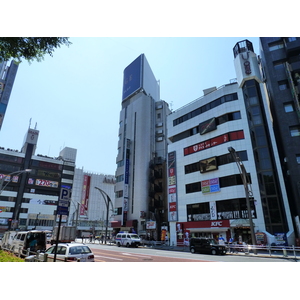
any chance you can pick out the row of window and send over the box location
[185,151,247,174]
[173,92,238,126]
[170,111,241,143]
[187,198,256,220]
[185,174,246,194]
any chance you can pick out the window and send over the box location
[284,103,294,113]
[268,41,284,51]
[288,37,297,42]
[273,60,285,70]
[278,80,288,90]
[290,126,300,137]
[296,155,300,164]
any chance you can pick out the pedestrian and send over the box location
[218,234,225,245]
[165,234,169,246]
[228,236,234,253]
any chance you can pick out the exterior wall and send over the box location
[68,168,115,235]
[260,37,300,238]
[0,60,19,130]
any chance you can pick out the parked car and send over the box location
[41,243,95,262]
[190,238,227,255]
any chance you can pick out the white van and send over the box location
[115,233,141,247]
[1,230,48,257]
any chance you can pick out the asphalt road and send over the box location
[88,243,295,262]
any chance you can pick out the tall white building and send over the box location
[114,54,171,239]
[167,40,294,246]
[68,169,115,236]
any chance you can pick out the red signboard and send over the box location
[184,130,244,156]
[80,175,91,216]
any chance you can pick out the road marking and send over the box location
[121,253,152,259]
[94,255,123,261]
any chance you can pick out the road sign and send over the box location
[57,188,72,215]
[60,188,71,201]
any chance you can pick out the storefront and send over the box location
[176,220,230,246]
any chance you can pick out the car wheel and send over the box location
[190,247,195,254]
[211,249,217,255]
[117,242,121,247]
[126,243,130,247]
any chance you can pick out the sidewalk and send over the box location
[76,239,299,261]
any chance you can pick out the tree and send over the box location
[0,37,72,63]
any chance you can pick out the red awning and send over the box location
[110,221,121,228]
[126,219,137,227]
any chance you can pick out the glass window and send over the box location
[296,155,300,164]
[288,37,297,42]
[273,61,285,70]
[290,126,300,137]
[278,81,288,90]
[268,41,284,51]
[284,103,294,113]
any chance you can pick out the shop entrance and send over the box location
[233,227,251,244]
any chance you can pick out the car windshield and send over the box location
[130,235,139,239]
[69,246,92,254]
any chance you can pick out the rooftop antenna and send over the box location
[29,118,32,128]
[170,101,173,112]
[34,122,37,130]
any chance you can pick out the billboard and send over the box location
[122,54,143,101]
[80,175,91,217]
[199,156,218,173]
[168,151,178,221]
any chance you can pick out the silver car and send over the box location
[42,243,95,262]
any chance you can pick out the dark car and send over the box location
[190,238,227,255]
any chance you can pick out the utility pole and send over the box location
[228,147,257,254]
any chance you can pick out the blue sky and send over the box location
[0,37,260,175]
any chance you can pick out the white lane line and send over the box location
[95,255,123,261]
[121,253,152,259]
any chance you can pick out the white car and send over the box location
[42,243,95,262]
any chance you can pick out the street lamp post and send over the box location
[94,187,113,245]
[228,147,257,254]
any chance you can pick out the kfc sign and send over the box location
[211,221,223,227]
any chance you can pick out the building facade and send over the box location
[0,127,76,233]
[0,60,19,130]
[259,37,300,238]
[167,40,294,246]
[114,54,171,239]
[68,169,115,237]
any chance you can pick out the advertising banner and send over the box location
[168,151,178,222]
[122,54,143,101]
[80,175,91,217]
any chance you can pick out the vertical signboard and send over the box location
[168,151,178,221]
[57,188,71,215]
[80,175,91,217]
[122,139,130,225]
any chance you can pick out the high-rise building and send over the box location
[114,54,171,239]
[0,60,19,130]
[259,38,300,238]
[167,40,294,246]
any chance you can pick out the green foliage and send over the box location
[0,250,24,262]
[0,37,72,63]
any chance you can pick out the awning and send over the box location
[110,221,121,228]
[230,219,255,227]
